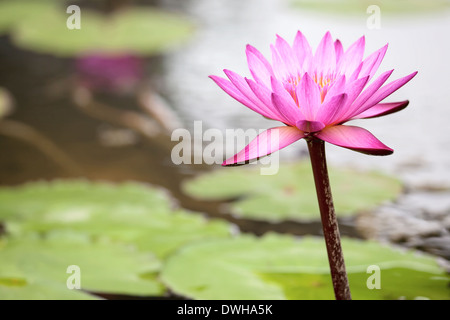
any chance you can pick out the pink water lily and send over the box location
[210,31,417,165]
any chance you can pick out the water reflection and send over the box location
[161,0,450,188]
[75,54,144,94]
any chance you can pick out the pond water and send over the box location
[0,0,449,261]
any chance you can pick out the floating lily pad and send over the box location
[292,0,450,15]
[161,234,450,300]
[6,1,194,56]
[0,180,232,299]
[0,180,232,259]
[0,278,98,300]
[0,0,53,34]
[0,232,163,299]
[182,162,402,222]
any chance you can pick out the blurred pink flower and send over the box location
[75,53,144,93]
[210,31,417,165]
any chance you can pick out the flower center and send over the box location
[284,72,336,105]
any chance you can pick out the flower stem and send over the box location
[306,137,351,300]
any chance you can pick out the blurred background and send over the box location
[0,0,449,300]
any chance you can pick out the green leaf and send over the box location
[4,1,194,56]
[0,180,233,299]
[161,234,450,300]
[0,0,53,34]
[0,278,99,300]
[0,232,163,299]
[182,162,403,222]
[0,180,232,259]
[0,180,172,223]
[291,0,450,15]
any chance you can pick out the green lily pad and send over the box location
[0,180,233,299]
[291,0,450,15]
[182,162,403,222]
[0,278,98,300]
[6,1,194,56]
[0,180,232,259]
[0,0,53,34]
[161,234,450,300]
[0,232,163,299]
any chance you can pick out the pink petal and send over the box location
[354,71,418,116]
[322,74,346,105]
[224,69,280,120]
[334,39,344,64]
[271,44,289,80]
[359,44,388,80]
[316,93,348,125]
[351,100,409,119]
[296,120,325,133]
[313,31,336,74]
[246,44,274,75]
[270,76,299,109]
[246,78,287,123]
[338,36,365,77]
[245,78,272,106]
[297,72,321,119]
[345,69,394,119]
[209,75,270,118]
[333,76,369,121]
[271,92,304,126]
[275,35,298,73]
[246,48,273,88]
[347,61,363,84]
[293,30,313,72]
[315,125,393,156]
[222,126,304,166]
[345,76,370,104]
